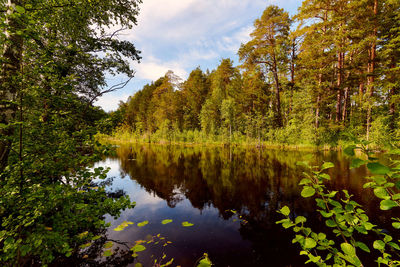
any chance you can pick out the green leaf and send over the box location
[344,145,356,156]
[321,162,334,170]
[114,221,134,231]
[131,244,146,253]
[301,186,316,198]
[161,219,173,225]
[104,241,113,249]
[103,250,113,257]
[15,5,25,14]
[367,162,390,175]
[326,220,337,228]
[317,233,326,240]
[280,206,290,216]
[182,221,194,227]
[388,242,400,250]
[137,221,149,227]
[198,258,212,266]
[351,158,366,169]
[373,240,385,251]
[304,238,317,249]
[374,188,390,200]
[161,258,174,266]
[380,200,398,210]
[320,211,333,218]
[392,222,400,229]
[299,178,312,185]
[297,161,310,168]
[134,263,143,267]
[319,173,330,180]
[355,241,370,253]
[295,216,306,224]
[341,243,356,256]
[197,253,212,267]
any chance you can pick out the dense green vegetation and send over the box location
[0,0,141,265]
[278,144,400,266]
[109,0,400,148]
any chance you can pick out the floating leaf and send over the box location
[104,241,113,249]
[92,235,101,241]
[137,221,149,227]
[182,221,194,227]
[103,250,113,257]
[80,242,92,249]
[114,221,134,231]
[161,219,173,225]
[367,162,390,175]
[301,186,315,198]
[280,206,290,216]
[162,258,174,266]
[131,244,146,253]
[197,253,212,267]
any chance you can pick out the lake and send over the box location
[97,144,398,267]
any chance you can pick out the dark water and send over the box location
[97,144,398,267]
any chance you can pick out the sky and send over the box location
[95,0,302,112]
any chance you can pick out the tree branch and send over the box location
[88,77,133,105]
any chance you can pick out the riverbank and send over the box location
[96,133,339,152]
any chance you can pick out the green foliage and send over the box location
[182,221,194,227]
[197,253,212,267]
[108,0,400,149]
[0,0,141,265]
[277,143,400,266]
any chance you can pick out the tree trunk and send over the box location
[366,0,378,141]
[272,54,282,127]
[335,51,344,123]
[0,0,24,173]
[342,87,349,123]
[289,39,296,116]
[315,94,321,129]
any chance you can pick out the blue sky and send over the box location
[95,0,302,112]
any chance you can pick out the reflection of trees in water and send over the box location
[116,145,365,216]
[115,145,397,220]
[113,144,398,266]
[52,234,134,267]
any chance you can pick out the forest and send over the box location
[0,0,399,266]
[107,1,400,148]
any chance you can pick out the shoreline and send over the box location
[97,135,338,152]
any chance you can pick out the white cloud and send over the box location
[97,0,302,111]
[133,57,188,81]
[95,92,130,112]
[129,0,266,42]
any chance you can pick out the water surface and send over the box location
[98,144,397,267]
